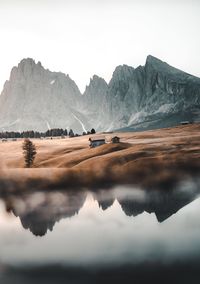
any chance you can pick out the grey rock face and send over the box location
[0,55,200,133]
[100,55,200,131]
[0,58,91,133]
[80,75,108,130]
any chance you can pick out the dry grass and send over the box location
[0,124,199,193]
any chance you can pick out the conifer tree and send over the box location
[22,139,37,168]
[69,129,74,137]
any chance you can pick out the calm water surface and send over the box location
[0,181,200,283]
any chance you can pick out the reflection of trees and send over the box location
[4,191,87,236]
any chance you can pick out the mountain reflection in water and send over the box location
[0,181,200,284]
[0,183,199,236]
[5,191,87,236]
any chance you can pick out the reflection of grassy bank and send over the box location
[0,158,199,194]
[0,124,199,193]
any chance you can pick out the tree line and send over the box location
[0,128,96,139]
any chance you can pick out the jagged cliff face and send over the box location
[0,55,200,133]
[0,58,91,132]
[102,56,200,131]
[105,65,144,130]
[80,75,108,130]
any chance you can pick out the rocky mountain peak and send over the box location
[145,55,173,73]
[146,55,163,64]
[84,75,108,95]
[18,57,36,66]
[0,58,88,133]
[0,56,199,133]
[19,58,41,72]
[112,64,134,79]
[90,74,107,85]
[145,55,195,81]
[109,65,135,87]
[9,58,45,82]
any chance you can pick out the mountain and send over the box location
[0,55,200,133]
[11,191,87,236]
[101,55,200,131]
[0,58,91,133]
[80,75,108,130]
[117,189,197,222]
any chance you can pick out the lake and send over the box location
[0,179,200,284]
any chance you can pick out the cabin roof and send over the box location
[89,136,105,142]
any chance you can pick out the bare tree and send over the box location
[22,139,37,168]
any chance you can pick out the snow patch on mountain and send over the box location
[46,121,51,130]
[72,113,87,133]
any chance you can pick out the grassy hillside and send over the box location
[0,123,199,192]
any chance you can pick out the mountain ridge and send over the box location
[0,55,199,133]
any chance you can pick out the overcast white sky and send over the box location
[0,0,199,92]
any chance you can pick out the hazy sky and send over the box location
[0,0,199,92]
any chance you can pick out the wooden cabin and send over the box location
[89,137,106,148]
[111,136,120,143]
